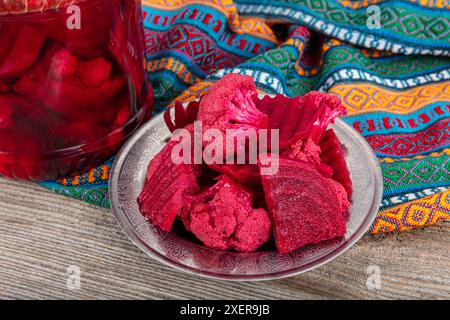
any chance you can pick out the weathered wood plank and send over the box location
[0,177,448,299]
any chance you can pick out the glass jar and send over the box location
[0,0,153,180]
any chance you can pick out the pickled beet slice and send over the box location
[137,138,200,232]
[0,81,10,93]
[257,92,347,147]
[164,100,200,133]
[13,43,62,97]
[261,158,347,254]
[319,128,352,196]
[44,76,124,113]
[0,25,46,79]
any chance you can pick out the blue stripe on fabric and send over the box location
[142,5,276,59]
[314,67,450,92]
[235,2,450,51]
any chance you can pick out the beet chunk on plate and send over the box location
[261,158,347,254]
[186,176,272,252]
[137,138,200,232]
[319,128,352,196]
[0,94,17,129]
[257,92,347,147]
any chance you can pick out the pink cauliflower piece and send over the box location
[186,176,272,252]
[197,74,269,179]
[197,73,269,134]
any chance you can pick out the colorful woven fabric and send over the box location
[41,0,450,234]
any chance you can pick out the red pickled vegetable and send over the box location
[48,48,78,80]
[0,81,10,92]
[138,74,352,253]
[138,135,200,232]
[186,175,271,252]
[79,57,112,88]
[0,25,46,79]
[0,0,151,181]
[109,0,146,94]
[0,25,16,63]
[44,74,124,113]
[164,100,200,133]
[261,158,347,254]
[0,95,15,129]
[113,102,131,129]
[257,92,347,147]
[197,74,269,133]
[32,0,114,58]
[207,163,260,184]
[14,47,125,118]
[319,128,352,196]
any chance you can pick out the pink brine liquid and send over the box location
[0,0,153,180]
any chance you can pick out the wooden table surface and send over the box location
[0,177,449,300]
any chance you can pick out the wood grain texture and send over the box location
[0,177,449,300]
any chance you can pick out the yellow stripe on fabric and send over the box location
[329,81,450,115]
[379,149,450,163]
[166,80,215,109]
[239,17,278,42]
[146,57,202,86]
[371,190,450,234]
[59,164,110,187]
[166,81,271,111]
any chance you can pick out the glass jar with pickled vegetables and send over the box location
[0,0,153,180]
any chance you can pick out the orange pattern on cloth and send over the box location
[329,82,450,115]
[371,190,450,233]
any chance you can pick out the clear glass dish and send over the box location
[109,98,383,281]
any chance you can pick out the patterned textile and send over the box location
[41,0,450,234]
